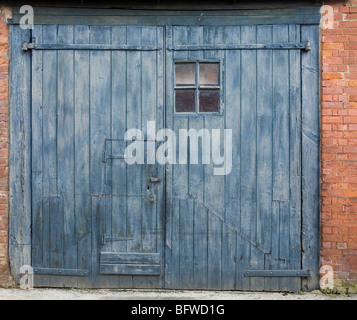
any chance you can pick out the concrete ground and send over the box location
[0,288,355,300]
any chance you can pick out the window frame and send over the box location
[174,59,223,115]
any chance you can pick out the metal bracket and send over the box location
[244,270,312,278]
[22,41,34,52]
[304,40,311,52]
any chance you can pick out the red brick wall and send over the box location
[322,0,357,293]
[0,6,10,284]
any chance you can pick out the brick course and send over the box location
[322,0,357,293]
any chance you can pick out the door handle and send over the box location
[150,177,161,184]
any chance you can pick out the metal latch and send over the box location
[150,177,161,184]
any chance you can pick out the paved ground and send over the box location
[0,288,355,300]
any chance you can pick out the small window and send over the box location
[175,61,220,114]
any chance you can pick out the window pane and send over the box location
[199,63,219,86]
[175,63,196,86]
[175,90,196,113]
[199,89,220,112]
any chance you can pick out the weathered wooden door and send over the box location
[164,25,317,292]
[30,25,165,288]
[28,23,318,291]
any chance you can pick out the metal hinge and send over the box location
[22,41,35,51]
[244,269,312,278]
[166,41,312,52]
[22,41,161,51]
[33,268,89,277]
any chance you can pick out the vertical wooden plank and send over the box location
[171,198,181,289]
[221,226,237,290]
[265,201,280,291]
[224,25,241,291]
[240,25,257,247]
[56,25,77,288]
[224,25,241,232]
[187,26,204,203]
[90,25,112,288]
[49,197,64,270]
[301,25,320,291]
[288,24,302,293]
[125,26,143,289]
[193,202,208,289]
[180,26,204,290]
[156,26,165,289]
[164,25,174,289]
[172,26,189,201]
[256,25,273,255]
[272,25,291,291]
[171,26,189,289]
[207,214,222,290]
[256,25,274,291]
[220,25,240,291]
[187,26,203,290]
[272,25,290,202]
[203,26,225,217]
[111,25,129,289]
[74,25,92,289]
[31,26,43,282]
[236,235,251,291]
[136,26,160,289]
[240,25,258,291]
[279,201,290,291]
[41,24,58,288]
[249,246,266,292]
[203,26,225,291]
[179,198,194,289]
[9,25,32,283]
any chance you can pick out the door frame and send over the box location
[9,8,320,291]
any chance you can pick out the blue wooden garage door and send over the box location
[30,25,165,289]
[164,25,314,292]
[28,24,318,291]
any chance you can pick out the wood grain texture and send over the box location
[9,26,32,283]
[301,25,320,291]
